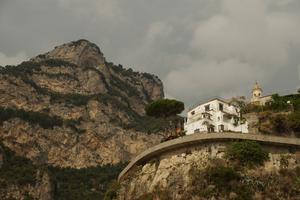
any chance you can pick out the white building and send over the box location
[184,98,248,135]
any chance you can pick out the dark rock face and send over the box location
[0,39,163,168]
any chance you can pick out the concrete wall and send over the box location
[118,132,300,181]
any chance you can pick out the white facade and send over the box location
[184,98,248,135]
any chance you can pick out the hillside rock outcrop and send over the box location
[0,39,164,168]
[118,143,300,200]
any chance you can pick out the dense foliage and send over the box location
[104,181,121,200]
[241,93,300,136]
[287,112,300,132]
[0,107,63,129]
[226,141,269,166]
[206,165,240,190]
[189,163,252,200]
[0,107,84,134]
[145,99,184,118]
[49,164,126,200]
[0,144,37,186]
[0,59,77,75]
[242,93,300,114]
[258,112,300,136]
[187,162,300,200]
[0,143,126,200]
[270,114,288,133]
[126,116,166,133]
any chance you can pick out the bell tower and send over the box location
[251,81,263,103]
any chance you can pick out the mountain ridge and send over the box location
[0,39,164,168]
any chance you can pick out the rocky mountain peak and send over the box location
[0,39,164,169]
[32,39,105,67]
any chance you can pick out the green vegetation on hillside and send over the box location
[0,107,63,129]
[0,59,77,76]
[0,143,126,200]
[110,75,140,97]
[187,161,300,200]
[103,181,121,200]
[243,94,300,114]
[0,107,82,132]
[188,163,251,200]
[108,62,139,77]
[206,165,240,189]
[256,111,300,137]
[127,115,182,134]
[242,94,300,136]
[226,141,269,167]
[145,99,184,118]
[0,144,37,186]
[49,164,125,200]
[0,57,169,135]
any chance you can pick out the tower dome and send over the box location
[253,81,262,93]
[251,81,263,102]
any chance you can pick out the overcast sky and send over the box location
[1,0,300,108]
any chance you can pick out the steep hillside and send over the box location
[0,142,126,200]
[118,141,300,200]
[0,39,164,168]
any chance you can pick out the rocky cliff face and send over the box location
[0,39,164,168]
[118,143,300,200]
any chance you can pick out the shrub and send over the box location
[104,181,120,200]
[270,114,288,133]
[206,166,240,190]
[265,94,290,111]
[226,141,269,166]
[145,99,184,118]
[242,104,265,113]
[287,112,300,133]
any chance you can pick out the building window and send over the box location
[219,103,223,111]
[191,111,195,115]
[194,129,200,133]
[203,113,211,120]
[219,124,225,132]
[205,105,210,111]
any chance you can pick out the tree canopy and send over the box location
[145,99,184,118]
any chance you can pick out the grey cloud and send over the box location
[0,52,27,66]
[0,0,300,109]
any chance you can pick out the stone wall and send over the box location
[118,141,300,200]
[119,133,300,180]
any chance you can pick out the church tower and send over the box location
[251,81,263,103]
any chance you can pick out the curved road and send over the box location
[118,132,300,181]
